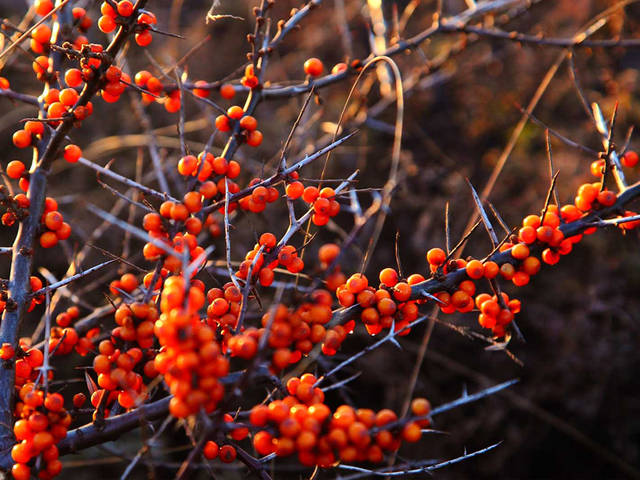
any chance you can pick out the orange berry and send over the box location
[39,232,58,248]
[482,261,498,279]
[597,190,617,207]
[239,115,257,131]
[98,15,117,33]
[117,0,134,16]
[6,160,26,179]
[521,256,541,276]
[511,243,529,260]
[203,440,219,459]
[411,397,431,416]
[465,260,484,279]
[622,150,639,167]
[59,88,79,106]
[220,83,235,99]
[13,130,31,148]
[34,0,53,15]
[135,30,153,47]
[215,115,230,132]
[402,422,422,442]
[379,267,398,287]
[304,58,324,77]
[286,181,304,199]
[541,248,560,265]
[219,445,236,463]
[63,144,82,163]
[178,155,197,176]
[426,247,446,266]
[246,130,263,147]
[44,211,63,231]
[11,463,30,480]
[227,105,244,120]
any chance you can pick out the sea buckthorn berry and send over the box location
[511,243,529,260]
[318,244,340,267]
[578,183,598,203]
[483,261,499,279]
[117,0,134,17]
[536,225,553,243]
[0,343,15,360]
[220,83,235,99]
[64,68,84,88]
[24,121,44,138]
[239,115,257,131]
[379,268,398,287]
[426,247,446,266]
[286,181,304,199]
[215,114,230,132]
[393,282,412,302]
[499,263,515,280]
[542,248,560,265]
[590,159,605,177]
[73,393,86,408]
[302,186,319,203]
[135,30,153,47]
[6,160,26,179]
[465,259,484,279]
[203,440,219,459]
[44,211,63,231]
[521,256,541,275]
[44,392,64,412]
[512,271,530,286]
[522,215,540,228]
[560,204,581,222]
[178,155,197,176]
[518,226,536,244]
[32,24,51,44]
[13,130,31,148]
[227,105,244,119]
[40,232,58,248]
[63,144,82,163]
[346,273,368,294]
[246,130,263,147]
[98,15,117,33]
[622,150,639,167]
[259,232,277,248]
[219,445,237,463]
[34,0,54,15]
[411,397,431,416]
[183,191,202,213]
[304,58,324,77]
[597,190,617,207]
[59,88,78,106]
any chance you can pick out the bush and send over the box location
[0,1,639,478]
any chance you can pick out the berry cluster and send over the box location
[0,185,30,227]
[336,270,420,336]
[154,276,228,418]
[288,185,341,226]
[98,1,156,47]
[50,305,97,357]
[237,178,280,212]
[177,152,241,185]
[246,374,429,467]
[215,106,264,147]
[236,233,303,287]
[241,64,259,89]
[11,386,68,480]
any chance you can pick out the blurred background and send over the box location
[1,0,640,478]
